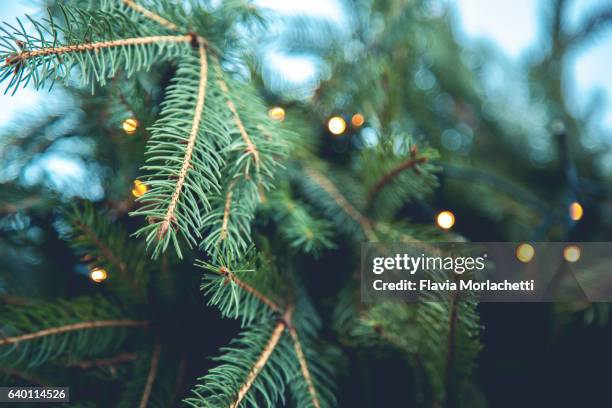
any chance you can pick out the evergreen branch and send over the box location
[68,352,139,369]
[140,342,161,408]
[444,290,459,402]
[132,36,231,258]
[0,6,193,92]
[0,296,146,368]
[289,327,321,408]
[66,204,148,298]
[230,306,293,408]
[303,166,377,241]
[366,146,427,206]
[76,221,125,274]
[158,41,208,242]
[199,254,286,325]
[265,188,336,256]
[121,0,180,32]
[0,320,147,346]
[4,35,190,66]
[213,58,260,174]
[218,266,282,313]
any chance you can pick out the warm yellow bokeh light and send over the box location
[569,202,583,221]
[268,106,285,122]
[563,245,581,263]
[516,243,535,263]
[327,116,347,135]
[122,118,138,135]
[131,179,148,198]
[436,210,455,230]
[90,267,108,283]
[351,113,365,127]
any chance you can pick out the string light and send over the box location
[516,243,535,263]
[569,201,583,221]
[122,118,138,135]
[351,113,365,127]
[131,179,148,198]
[90,267,108,283]
[563,245,581,263]
[268,106,285,122]
[327,116,347,135]
[436,210,455,230]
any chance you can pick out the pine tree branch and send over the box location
[444,290,460,404]
[218,266,282,313]
[0,320,148,346]
[139,342,161,408]
[213,59,261,174]
[366,146,427,206]
[289,327,321,408]
[158,40,208,239]
[68,352,139,369]
[4,35,191,66]
[303,166,377,241]
[230,306,294,408]
[122,0,180,32]
[73,218,134,287]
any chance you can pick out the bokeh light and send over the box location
[436,210,455,230]
[328,116,347,135]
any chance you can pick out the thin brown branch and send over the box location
[366,147,427,206]
[303,166,377,241]
[68,352,139,369]
[122,0,180,32]
[289,327,321,408]
[140,342,161,408]
[213,59,260,174]
[220,180,237,241]
[0,294,29,306]
[0,320,148,346]
[5,35,191,66]
[230,306,294,408]
[159,41,208,239]
[0,368,47,386]
[218,266,281,313]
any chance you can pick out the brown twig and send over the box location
[288,327,321,408]
[230,306,294,408]
[218,266,281,313]
[122,0,180,32]
[0,320,148,346]
[0,368,47,386]
[140,342,161,408]
[68,352,139,369]
[5,35,191,66]
[220,180,237,241]
[366,146,427,206]
[158,40,208,239]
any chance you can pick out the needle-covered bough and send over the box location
[0,1,335,406]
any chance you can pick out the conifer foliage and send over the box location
[0,0,491,407]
